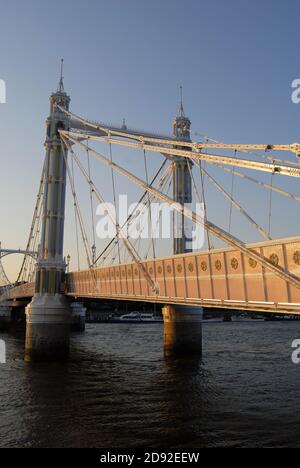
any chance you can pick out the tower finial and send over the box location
[122,118,127,130]
[57,58,65,93]
[178,85,185,117]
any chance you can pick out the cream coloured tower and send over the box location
[172,87,193,254]
[162,90,202,358]
[25,68,71,361]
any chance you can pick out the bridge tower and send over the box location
[162,90,202,358]
[172,87,193,255]
[25,64,71,361]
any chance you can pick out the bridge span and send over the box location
[8,236,300,315]
[2,66,300,361]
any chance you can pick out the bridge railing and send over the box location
[65,236,300,315]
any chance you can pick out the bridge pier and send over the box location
[162,305,203,357]
[25,294,70,362]
[0,301,12,331]
[70,302,86,331]
[24,67,72,361]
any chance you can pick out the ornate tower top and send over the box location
[173,86,191,141]
[57,58,65,93]
[50,59,70,113]
[178,85,185,118]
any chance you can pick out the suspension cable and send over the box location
[98,178,170,265]
[187,159,202,205]
[93,158,169,265]
[228,150,237,233]
[71,156,81,271]
[61,141,93,268]
[118,164,173,263]
[191,130,300,167]
[268,167,274,237]
[86,141,97,264]
[193,159,271,241]
[26,195,43,282]
[212,163,300,203]
[199,140,213,250]
[143,149,156,259]
[62,135,159,294]
[144,172,173,259]
[109,141,121,264]
[61,131,300,291]
[56,104,300,162]
[16,159,45,284]
[0,246,11,287]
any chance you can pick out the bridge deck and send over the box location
[6,237,300,315]
[66,236,300,314]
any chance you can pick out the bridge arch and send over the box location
[0,251,37,261]
[0,250,38,287]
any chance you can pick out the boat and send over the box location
[109,311,163,323]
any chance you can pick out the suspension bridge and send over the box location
[1,64,300,360]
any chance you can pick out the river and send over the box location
[1,321,300,448]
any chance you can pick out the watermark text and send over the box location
[0,79,6,104]
[292,339,300,364]
[95,197,205,250]
[0,340,6,364]
[291,79,300,104]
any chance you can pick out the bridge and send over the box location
[1,63,300,360]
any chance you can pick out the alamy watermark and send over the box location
[95,197,206,250]
[291,339,300,364]
[0,79,6,104]
[291,79,300,104]
[0,340,6,364]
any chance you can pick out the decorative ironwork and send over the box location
[294,251,300,265]
[231,258,239,270]
[269,253,279,266]
[167,265,172,274]
[249,258,257,268]
[177,264,183,273]
[188,263,194,272]
[201,261,208,272]
[215,260,222,271]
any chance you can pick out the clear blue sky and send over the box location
[1,0,300,279]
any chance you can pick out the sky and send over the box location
[1,0,300,280]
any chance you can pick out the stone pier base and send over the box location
[162,305,203,357]
[25,294,70,362]
[70,302,86,331]
[0,302,12,332]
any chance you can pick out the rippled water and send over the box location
[1,321,300,448]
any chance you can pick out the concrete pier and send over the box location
[70,302,86,331]
[0,301,12,331]
[25,294,70,361]
[162,305,203,357]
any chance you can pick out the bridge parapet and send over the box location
[65,236,300,315]
[7,283,35,300]
[6,237,300,315]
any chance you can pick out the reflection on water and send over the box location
[1,322,300,448]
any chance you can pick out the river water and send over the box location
[0,321,300,448]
